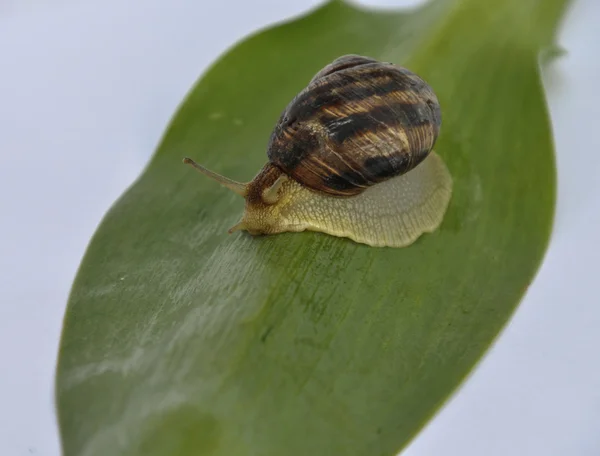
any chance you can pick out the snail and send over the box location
[184,54,452,248]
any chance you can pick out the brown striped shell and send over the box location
[266,55,442,196]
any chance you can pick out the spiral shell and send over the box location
[266,55,442,196]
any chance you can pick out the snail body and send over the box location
[184,55,453,248]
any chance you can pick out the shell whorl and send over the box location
[266,55,442,196]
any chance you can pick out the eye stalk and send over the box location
[261,175,288,204]
[182,157,248,197]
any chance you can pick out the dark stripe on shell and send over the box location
[268,128,319,171]
[303,78,418,117]
[363,154,411,180]
[320,101,433,145]
[323,169,370,194]
[288,67,426,124]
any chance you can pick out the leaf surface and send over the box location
[56,0,569,454]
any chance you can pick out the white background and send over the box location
[1,0,599,455]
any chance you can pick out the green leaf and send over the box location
[56,0,569,455]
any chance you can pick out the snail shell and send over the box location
[267,54,441,196]
[184,55,452,248]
